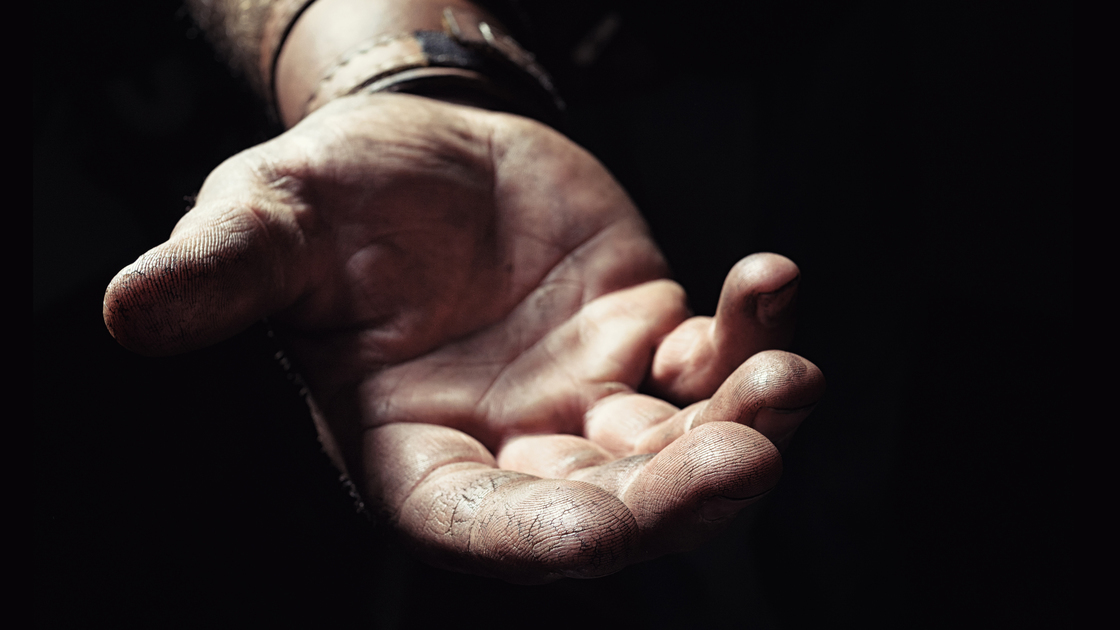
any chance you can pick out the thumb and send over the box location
[104,202,305,356]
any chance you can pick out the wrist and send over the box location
[272,0,562,128]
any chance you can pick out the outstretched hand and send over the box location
[104,93,824,583]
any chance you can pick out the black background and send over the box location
[35,1,1069,627]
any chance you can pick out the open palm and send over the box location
[105,94,824,583]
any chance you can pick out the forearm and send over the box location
[186,0,310,102]
[188,0,560,129]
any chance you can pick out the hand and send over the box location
[104,93,824,583]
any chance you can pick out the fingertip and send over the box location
[364,423,498,515]
[646,316,714,403]
[622,421,782,556]
[474,480,640,581]
[650,254,803,403]
[719,252,800,331]
[699,350,826,446]
[760,353,825,449]
[103,208,295,355]
[752,350,826,408]
[365,425,641,583]
[694,421,783,503]
[103,247,194,356]
[726,252,800,296]
[649,420,783,501]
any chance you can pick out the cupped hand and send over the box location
[104,93,824,583]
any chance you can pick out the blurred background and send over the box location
[35,1,1069,626]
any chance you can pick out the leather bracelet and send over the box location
[303,6,565,127]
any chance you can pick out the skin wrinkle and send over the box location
[471,339,533,433]
[545,525,583,556]
[483,114,498,212]
[372,438,491,518]
[682,403,702,434]
[311,101,479,179]
[471,281,585,435]
[586,287,674,386]
[231,204,290,309]
[539,328,591,400]
[450,483,486,535]
[144,256,193,345]
[574,301,603,374]
[590,402,645,454]
[757,273,800,301]
[545,501,605,563]
[536,218,628,293]
[466,473,505,558]
[352,229,605,420]
[525,506,546,543]
[460,495,473,553]
[500,435,614,479]
[360,355,479,430]
[233,162,319,264]
[343,241,428,352]
[333,188,631,412]
[737,361,794,415]
[781,351,809,379]
[556,443,609,476]
[420,487,453,536]
[412,471,494,548]
[570,223,634,304]
[768,402,817,417]
[506,225,569,261]
[248,148,309,199]
[613,456,654,504]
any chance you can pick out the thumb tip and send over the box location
[104,203,300,356]
[103,242,270,356]
[719,253,800,331]
[731,253,801,291]
[103,254,193,356]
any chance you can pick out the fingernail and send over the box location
[700,493,769,521]
[753,404,815,447]
[756,276,799,327]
